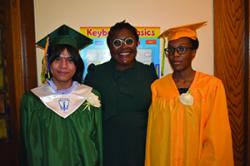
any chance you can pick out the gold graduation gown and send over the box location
[145,71,234,166]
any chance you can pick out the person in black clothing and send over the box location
[85,20,158,166]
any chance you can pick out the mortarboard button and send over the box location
[36,24,92,50]
[159,21,207,41]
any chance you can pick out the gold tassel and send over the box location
[41,37,49,83]
[160,38,166,77]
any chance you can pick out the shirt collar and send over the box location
[47,79,79,94]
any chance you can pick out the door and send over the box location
[0,1,19,165]
[0,0,37,165]
[214,0,249,165]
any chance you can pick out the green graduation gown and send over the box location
[84,59,158,166]
[20,85,103,166]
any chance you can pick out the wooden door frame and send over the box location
[8,0,37,155]
[247,1,250,165]
[10,0,37,128]
[214,0,249,165]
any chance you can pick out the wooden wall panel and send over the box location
[15,0,37,131]
[20,0,37,90]
[214,0,247,165]
[245,0,250,165]
[248,0,250,164]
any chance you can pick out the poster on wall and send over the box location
[80,26,160,78]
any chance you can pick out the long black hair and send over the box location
[47,44,84,83]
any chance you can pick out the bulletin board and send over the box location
[80,26,160,78]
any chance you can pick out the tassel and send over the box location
[41,37,49,83]
[160,38,166,77]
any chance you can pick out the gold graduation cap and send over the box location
[159,21,207,41]
[36,24,93,50]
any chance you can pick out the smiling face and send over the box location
[167,37,196,73]
[50,48,77,89]
[108,28,138,71]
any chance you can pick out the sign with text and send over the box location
[80,26,160,78]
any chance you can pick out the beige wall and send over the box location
[34,0,213,85]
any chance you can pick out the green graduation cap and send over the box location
[37,24,92,83]
[36,24,93,50]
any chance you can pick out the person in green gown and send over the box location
[20,24,103,166]
[84,21,158,166]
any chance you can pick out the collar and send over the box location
[31,83,93,118]
[47,79,78,94]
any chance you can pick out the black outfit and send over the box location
[85,59,158,166]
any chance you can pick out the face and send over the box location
[50,48,76,88]
[166,37,196,72]
[109,28,138,70]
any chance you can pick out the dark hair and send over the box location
[107,20,139,48]
[47,44,84,83]
[188,37,199,49]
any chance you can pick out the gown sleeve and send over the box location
[149,62,158,81]
[145,83,162,166]
[199,80,234,166]
[20,92,29,166]
[145,102,154,166]
[91,89,103,166]
[84,64,96,86]
[20,92,43,166]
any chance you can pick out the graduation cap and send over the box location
[36,24,93,50]
[36,24,92,83]
[159,21,207,41]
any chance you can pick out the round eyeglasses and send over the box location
[164,46,193,56]
[112,37,135,48]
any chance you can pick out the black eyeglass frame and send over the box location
[164,46,194,56]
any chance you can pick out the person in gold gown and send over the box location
[145,21,234,166]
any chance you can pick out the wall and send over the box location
[34,0,213,85]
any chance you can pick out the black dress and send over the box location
[85,59,158,166]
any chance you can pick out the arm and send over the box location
[199,80,234,166]
[91,90,103,166]
[20,93,29,166]
[145,84,158,166]
[149,63,158,81]
[20,92,43,166]
[84,64,96,87]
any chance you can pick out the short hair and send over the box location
[47,44,84,83]
[188,37,199,49]
[107,20,139,48]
